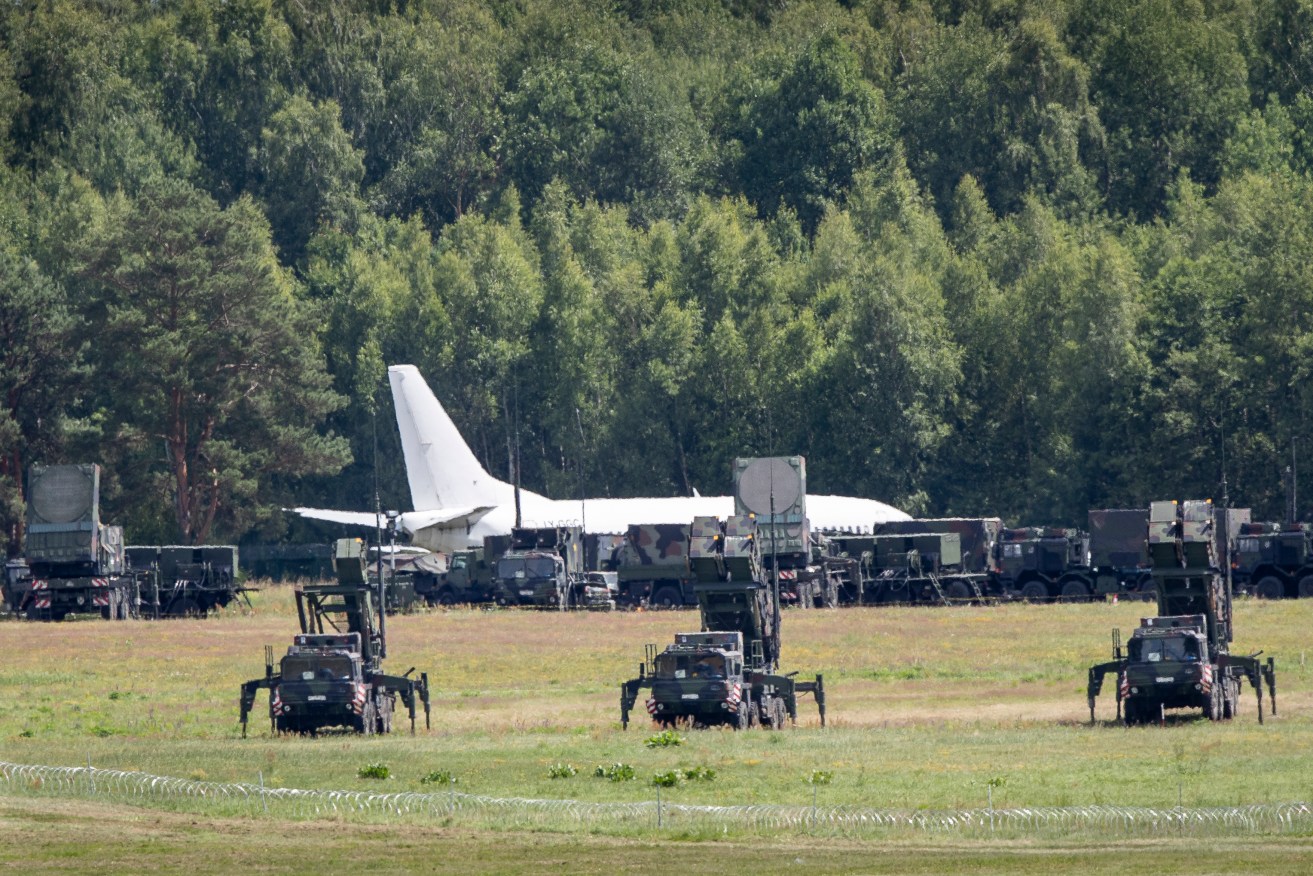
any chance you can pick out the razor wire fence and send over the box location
[2,760,1311,839]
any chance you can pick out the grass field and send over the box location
[3,590,1312,871]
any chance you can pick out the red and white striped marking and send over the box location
[726,681,743,713]
[1118,672,1129,699]
[645,696,658,716]
[1200,662,1213,694]
[351,682,367,714]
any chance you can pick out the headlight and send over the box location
[1130,686,1139,694]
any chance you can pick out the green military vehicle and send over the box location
[417,547,497,606]
[1087,499,1276,725]
[493,525,612,609]
[1233,520,1313,599]
[733,455,846,608]
[238,578,431,735]
[127,544,252,617]
[619,515,826,730]
[996,526,1094,600]
[9,464,136,621]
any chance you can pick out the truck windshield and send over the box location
[283,656,354,682]
[498,556,559,579]
[1130,637,1199,663]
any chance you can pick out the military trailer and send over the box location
[239,580,431,736]
[1087,500,1276,725]
[128,544,250,617]
[10,464,136,621]
[620,515,826,730]
[613,523,697,608]
[1233,521,1313,599]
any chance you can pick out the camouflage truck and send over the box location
[871,517,1005,601]
[9,464,136,621]
[1087,500,1276,725]
[1233,521,1313,599]
[127,544,251,617]
[614,523,697,608]
[619,515,826,730]
[239,575,431,736]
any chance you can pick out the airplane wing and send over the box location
[289,507,384,528]
[289,506,496,533]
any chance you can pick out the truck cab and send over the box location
[1120,616,1216,723]
[496,551,569,606]
[646,632,752,729]
[270,632,377,734]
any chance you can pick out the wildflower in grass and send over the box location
[594,763,635,782]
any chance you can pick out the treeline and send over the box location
[3,0,1313,548]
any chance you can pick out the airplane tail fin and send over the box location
[388,365,513,512]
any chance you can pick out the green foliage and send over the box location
[546,763,577,779]
[643,729,684,748]
[681,765,716,782]
[420,769,457,785]
[650,769,681,787]
[357,763,390,780]
[594,763,636,782]
[807,770,833,786]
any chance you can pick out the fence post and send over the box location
[258,770,268,814]
[656,785,662,829]
[86,755,95,796]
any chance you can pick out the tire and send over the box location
[736,695,750,731]
[1060,578,1091,601]
[437,589,459,607]
[1222,678,1236,719]
[945,580,972,602]
[1019,580,1049,602]
[1254,576,1285,600]
[376,694,394,734]
[1298,576,1313,599]
[1204,683,1219,721]
[650,586,682,609]
[1137,581,1158,603]
[1123,699,1138,726]
[771,699,786,730]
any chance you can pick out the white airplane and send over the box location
[293,365,909,553]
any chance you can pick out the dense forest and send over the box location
[3,0,1313,549]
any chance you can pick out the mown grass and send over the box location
[2,589,1312,867]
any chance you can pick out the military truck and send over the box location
[127,544,251,617]
[8,464,136,621]
[994,526,1096,601]
[1233,521,1313,599]
[1087,499,1277,725]
[619,515,826,730]
[491,525,607,608]
[238,543,334,582]
[239,552,431,735]
[613,523,697,608]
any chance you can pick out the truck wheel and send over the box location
[1124,699,1140,726]
[1060,579,1091,601]
[1019,581,1049,602]
[1136,580,1158,602]
[437,589,458,607]
[736,697,750,731]
[945,580,972,602]
[1223,679,1236,719]
[1298,576,1313,599]
[650,586,682,609]
[771,699,786,730]
[358,699,376,736]
[1253,576,1285,600]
